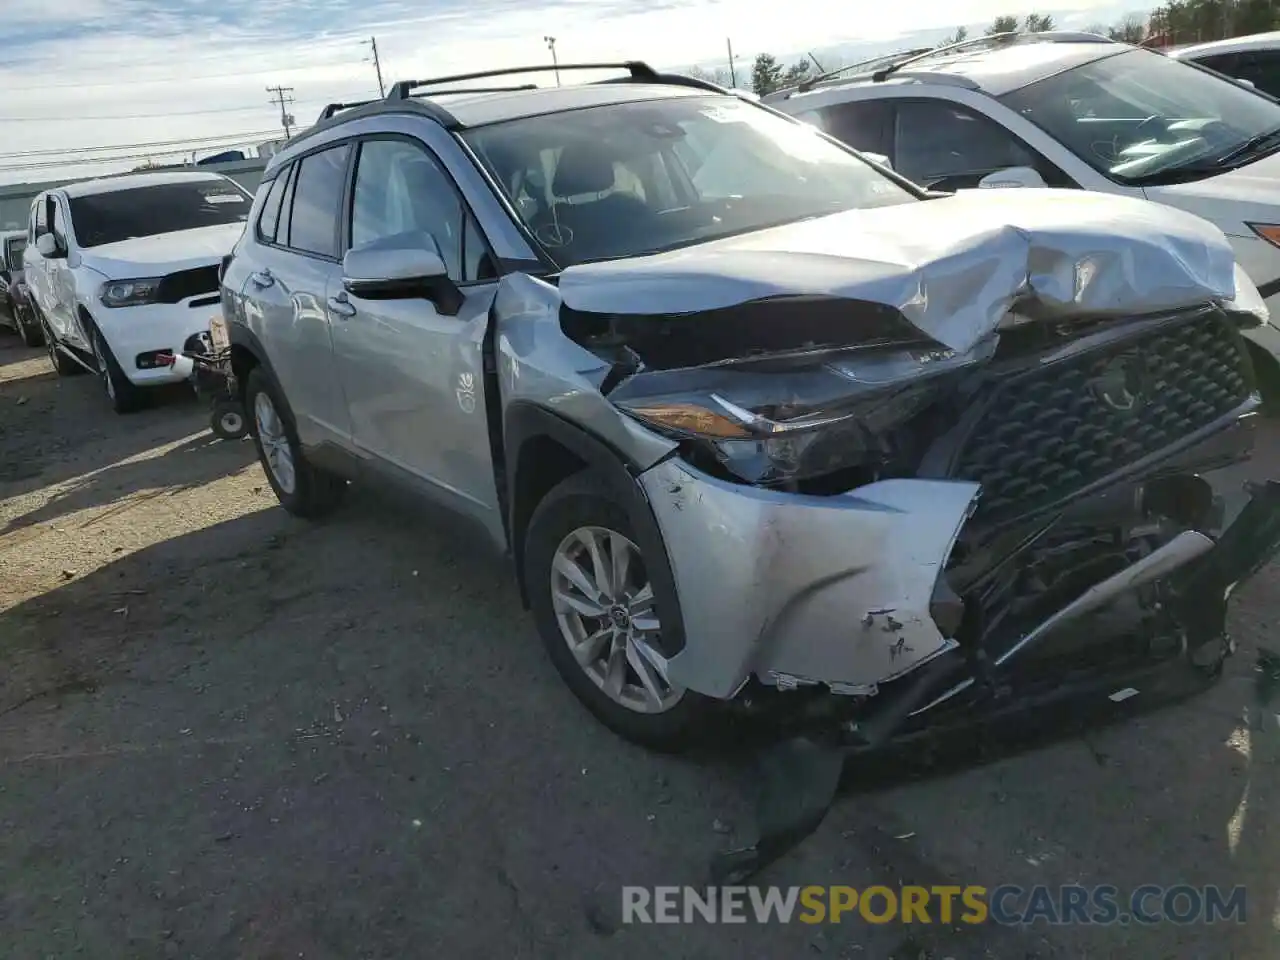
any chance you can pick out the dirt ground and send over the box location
[2,334,1279,959]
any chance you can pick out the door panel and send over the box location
[243,244,349,448]
[49,199,84,348]
[332,134,503,523]
[332,282,500,517]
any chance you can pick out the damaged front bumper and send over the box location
[640,443,1280,746]
[638,459,980,699]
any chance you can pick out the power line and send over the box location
[0,99,342,123]
[10,60,363,91]
[0,130,285,161]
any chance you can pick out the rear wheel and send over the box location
[15,307,43,348]
[41,314,84,378]
[90,325,143,414]
[524,471,710,751]
[245,367,345,517]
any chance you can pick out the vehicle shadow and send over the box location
[0,491,1275,957]
[0,431,254,538]
[0,340,233,505]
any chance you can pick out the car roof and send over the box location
[779,37,1129,101]
[1170,31,1280,59]
[424,82,709,127]
[271,72,724,176]
[59,170,232,200]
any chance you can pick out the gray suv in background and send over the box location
[220,61,1280,752]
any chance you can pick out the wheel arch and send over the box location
[504,401,688,656]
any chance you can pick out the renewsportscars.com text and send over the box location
[621,884,1247,926]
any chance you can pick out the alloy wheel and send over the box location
[91,332,115,401]
[550,525,683,714]
[253,391,297,495]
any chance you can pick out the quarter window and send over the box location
[256,171,288,243]
[286,145,350,258]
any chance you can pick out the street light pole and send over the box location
[544,35,561,86]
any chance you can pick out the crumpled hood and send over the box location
[557,189,1241,354]
[77,222,245,279]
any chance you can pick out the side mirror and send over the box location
[35,233,61,259]
[862,151,894,171]
[342,231,463,316]
[976,166,1047,189]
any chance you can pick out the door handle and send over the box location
[327,293,356,319]
[249,269,274,288]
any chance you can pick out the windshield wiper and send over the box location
[1215,125,1280,167]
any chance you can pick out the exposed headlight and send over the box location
[612,342,991,486]
[1248,223,1280,249]
[100,278,162,308]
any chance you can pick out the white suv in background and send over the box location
[765,32,1280,399]
[24,171,253,413]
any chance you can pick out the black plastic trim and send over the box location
[503,401,687,656]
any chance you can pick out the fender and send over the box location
[226,318,284,404]
[504,401,687,656]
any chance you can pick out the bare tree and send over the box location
[1108,13,1147,43]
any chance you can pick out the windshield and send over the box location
[4,236,24,271]
[461,95,915,266]
[69,179,252,248]
[1001,49,1280,184]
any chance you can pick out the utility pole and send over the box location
[365,36,386,97]
[267,85,296,139]
[544,35,560,86]
[726,37,737,88]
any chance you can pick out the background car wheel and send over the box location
[90,325,142,414]
[524,471,710,751]
[40,316,85,378]
[16,308,43,348]
[245,367,345,518]
[210,401,249,441]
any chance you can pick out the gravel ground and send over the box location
[1,334,1278,959]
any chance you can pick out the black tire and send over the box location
[210,400,249,441]
[90,325,143,414]
[16,308,44,348]
[524,470,711,751]
[41,315,85,377]
[244,366,345,518]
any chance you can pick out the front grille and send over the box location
[156,265,219,304]
[952,312,1252,523]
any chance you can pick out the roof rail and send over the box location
[387,61,660,100]
[873,30,1113,81]
[795,47,933,93]
[316,99,379,122]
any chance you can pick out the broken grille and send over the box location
[156,265,220,304]
[953,312,1253,523]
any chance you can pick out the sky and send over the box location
[0,0,1150,187]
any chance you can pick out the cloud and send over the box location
[0,0,1142,187]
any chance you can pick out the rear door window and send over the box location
[285,145,351,258]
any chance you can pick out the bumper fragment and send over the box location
[637,457,980,700]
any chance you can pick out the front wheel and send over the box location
[245,367,345,518]
[90,325,143,414]
[524,471,710,751]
